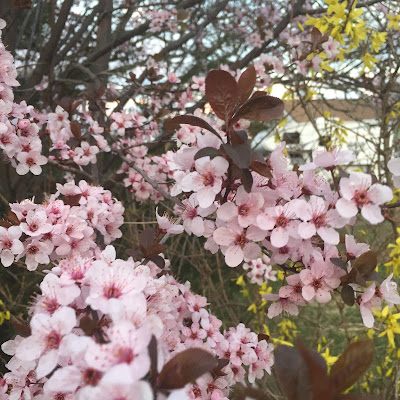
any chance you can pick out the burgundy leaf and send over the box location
[169,115,223,141]
[157,348,218,390]
[205,70,239,121]
[237,65,256,106]
[233,95,284,123]
[194,147,222,160]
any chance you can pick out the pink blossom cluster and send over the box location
[1,246,273,400]
[242,255,277,286]
[0,180,124,270]
[164,134,395,326]
[0,26,48,176]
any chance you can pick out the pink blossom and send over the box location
[20,210,52,237]
[359,283,379,328]
[345,234,369,259]
[217,186,264,228]
[300,148,355,171]
[85,322,151,383]
[300,263,340,303]
[278,274,305,304]
[256,202,299,248]
[377,273,400,307]
[262,293,299,318]
[156,208,184,235]
[85,260,147,314]
[0,226,23,267]
[23,238,54,270]
[388,157,400,188]
[16,151,47,175]
[336,172,393,224]
[322,37,340,59]
[181,156,229,208]
[294,196,345,245]
[180,194,214,237]
[213,222,265,267]
[15,307,76,379]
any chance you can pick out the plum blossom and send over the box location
[300,148,355,171]
[322,37,340,59]
[15,307,76,379]
[156,208,184,235]
[181,156,229,208]
[213,222,265,267]
[256,202,299,248]
[262,293,300,318]
[85,260,147,314]
[217,186,264,228]
[336,172,393,224]
[294,196,346,245]
[388,157,400,188]
[0,226,23,267]
[345,234,369,259]
[300,263,341,303]
[16,151,47,175]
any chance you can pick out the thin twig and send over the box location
[115,150,184,207]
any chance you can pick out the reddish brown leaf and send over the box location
[79,316,100,336]
[194,147,222,160]
[341,251,377,285]
[61,194,82,207]
[10,315,31,337]
[250,160,272,178]
[144,243,166,258]
[222,143,251,169]
[169,115,223,141]
[329,340,374,394]
[297,339,332,399]
[274,344,314,400]
[148,255,166,269]
[157,348,218,390]
[241,168,253,193]
[139,228,156,250]
[0,220,12,228]
[70,120,82,140]
[237,65,256,106]
[232,95,284,123]
[330,257,347,271]
[205,70,239,121]
[341,285,355,306]
[352,251,377,277]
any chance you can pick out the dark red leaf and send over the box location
[241,168,253,193]
[222,143,251,169]
[233,95,284,123]
[148,255,166,269]
[0,220,12,228]
[70,120,82,140]
[79,316,99,336]
[139,228,156,250]
[329,340,374,394]
[194,147,222,160]
[149,336,158,385]
[143,243,166,258]
[330,257,347,271]
[169,115,223,141]
[237,65,256,106]
[10,316,31,337]
[274,344,314,400]
[157,348,218,390]
[61,194,82,207]
[205,70,239,121]
[250,160,272,178]
[341,285,355,306]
